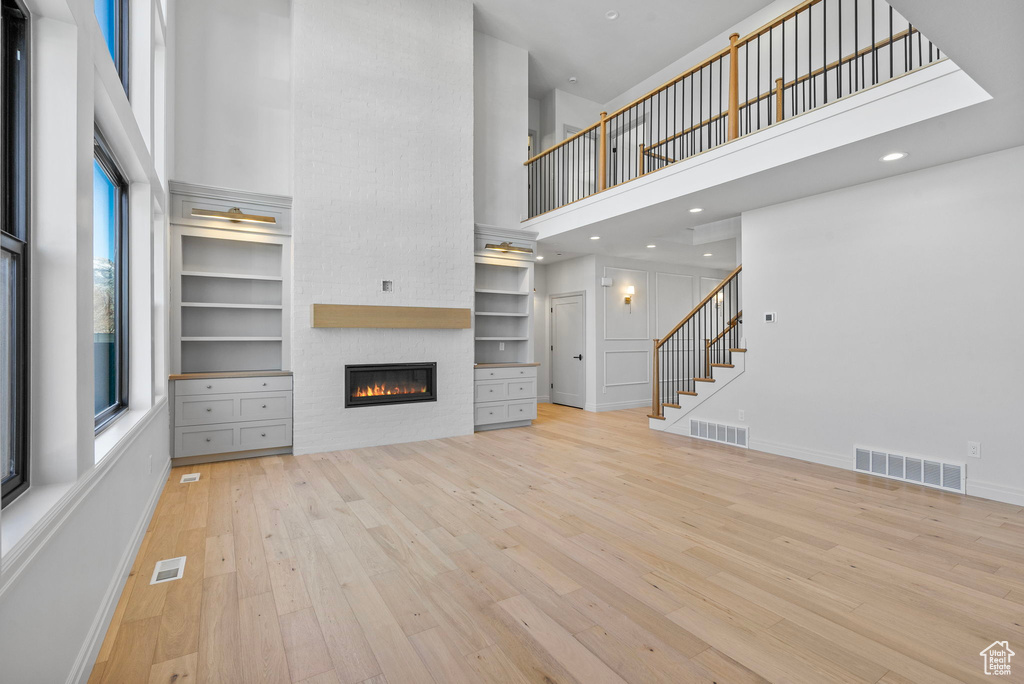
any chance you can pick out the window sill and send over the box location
[1,481,75,558]
[94,399,161,464]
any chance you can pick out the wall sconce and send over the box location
[624,285,635,313]
[714,290,725,308]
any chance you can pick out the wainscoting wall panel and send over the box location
[603,349,650,387]
[602,267,649,340]
[655,272,695,339]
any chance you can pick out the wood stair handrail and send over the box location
[656,265,741,350]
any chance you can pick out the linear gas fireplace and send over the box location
[345,362,437,408]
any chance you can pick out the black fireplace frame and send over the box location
[344,362,437,408]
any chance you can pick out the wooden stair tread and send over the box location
[694,377,716,383]
[677,391,697,396]
[663,403,681,409]
[729,348,747,352]
[711,363,735,368]
[647,414,666,420]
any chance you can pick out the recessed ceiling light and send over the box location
[568,76,578,84]
[590,236,600,240]
[535,255,544,260]
[689,207,703,213]
[646,244,656,248]
[880,151,907,162]
[703,253,713,257]
[605,10,619,20]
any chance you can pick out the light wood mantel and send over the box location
[311,304,472,329]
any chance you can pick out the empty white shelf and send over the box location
[475,289,529,296]
[181,302,283,310]
[475,337,529,341]
[181,271,283,281]
[181,337,283,342]
[474,312,528,317]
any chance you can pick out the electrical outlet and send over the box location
[499,342,505,351]
[968,441,981,459]
[738,409,745,421]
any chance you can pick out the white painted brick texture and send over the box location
[291,0,475,454]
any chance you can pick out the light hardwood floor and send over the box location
[89,404,1024,684]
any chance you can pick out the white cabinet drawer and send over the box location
[238,393,291,421]
[507,400,537,421]
[239,421,292,450]
[176,375,292,396]
[475,403,507,425]
[174,419,292,458]
[506,380,536,399]
[474,366,537,381]
[178,426,236,457]
[176,396,237,425]
[475,381,507,402]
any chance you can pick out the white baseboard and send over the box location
[537,394,550,404]
[66,458,170,684]
[748,438,849,470]
[966,479,1024,507]
[584,399,651,413]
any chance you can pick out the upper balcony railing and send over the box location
[524,0,944,219]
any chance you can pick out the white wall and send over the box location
[0,0,173,681]
[174,0,291,195]
[538,88,603,151]
[474,32,528,227]
[540,255,729,411]
[291,0,475,454]
[692,145,1024,505]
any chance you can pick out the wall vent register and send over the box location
[180,473,201,483]
[690,419,748,448]
[855,448,965,493]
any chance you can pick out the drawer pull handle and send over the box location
[206,408,212,412]
[262,404,267,409]
[262,382,267,386]
[205,438,211,442]
[206,385,212,389]
[261,433,266,437]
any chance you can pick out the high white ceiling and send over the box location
[530,0,1024,269]
[473,0,775,102]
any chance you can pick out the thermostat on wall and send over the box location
[764,312,777,323]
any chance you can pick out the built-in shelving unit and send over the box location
[473,226,539,431]
[168,181,294,464]
[173,228,289,373]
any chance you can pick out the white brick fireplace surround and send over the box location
[291,0,475,454]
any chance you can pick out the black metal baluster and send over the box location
[871,0,877,85]
[888,5,894,78]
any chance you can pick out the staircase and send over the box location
[648,266,745,434]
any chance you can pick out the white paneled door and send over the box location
[551,294,585,408]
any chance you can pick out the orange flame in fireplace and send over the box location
[352,382,429,398]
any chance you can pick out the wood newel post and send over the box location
[728,33,740,141]
[775,78,784,122]
[598,111,608,191]
[652,338,661,417]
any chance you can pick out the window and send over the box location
[94,0,128,94]
[1,0,29,508]
[93,132,129,431]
